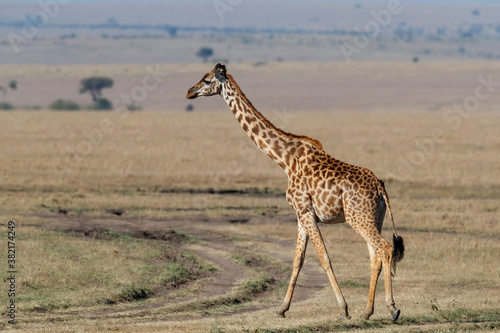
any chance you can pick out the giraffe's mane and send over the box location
[226,74,323,151]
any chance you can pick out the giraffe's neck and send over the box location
[221,75,293,170]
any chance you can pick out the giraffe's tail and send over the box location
[378,180,405,275]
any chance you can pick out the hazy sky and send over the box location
[1,0,496,30]
[0,0,499,64]
[0,0,499,3]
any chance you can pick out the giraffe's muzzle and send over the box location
[186,87,198,99]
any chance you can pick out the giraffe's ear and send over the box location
[214,63,227,82]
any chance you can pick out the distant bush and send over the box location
[90,98,113,111]
[0,102,14,110]
[254,61,267,67]
[126,102,142,111]
[49,98,80,111]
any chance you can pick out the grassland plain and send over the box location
[0,107,499,332]
[2,61,500,113]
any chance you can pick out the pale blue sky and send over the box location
[0,0,498,3]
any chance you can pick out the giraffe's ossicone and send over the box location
[187,63,405,321]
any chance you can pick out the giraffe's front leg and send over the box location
[301,211,350,320]
[276,223,308,318]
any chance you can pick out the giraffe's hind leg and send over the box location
[361,194,386,320]
[381,243,400,321]
[361,244,382,320]
[364,231,399,320]
[344,210,400,320]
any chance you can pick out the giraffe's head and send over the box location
[186,63,227,99]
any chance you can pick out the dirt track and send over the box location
[31,211,330,324]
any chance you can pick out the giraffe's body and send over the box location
[187,64,404,321]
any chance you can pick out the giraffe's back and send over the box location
[288,145,383,224]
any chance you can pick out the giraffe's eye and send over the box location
[203,79,211,85]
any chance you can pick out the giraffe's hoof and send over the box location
[392,309,401,322]
[360,312,372,320]
[337,314,351,321]
[274,312,286,318]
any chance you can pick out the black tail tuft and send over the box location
[391,234,405,275]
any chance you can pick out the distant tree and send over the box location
[413,56,420,63]
[468,23,484,36]
[162,25,177,38]
[0,79,17,109]
[471,9,480,16]
[196,47,214,63]
[8,80,17,90]
[79,76,114,102]
[0,80,17,96]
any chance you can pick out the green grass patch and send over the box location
[339,280,369,289]
[106,284,154,304]
[233,255,247,266]
[437,308,500,323]
[176,231,203,244]
[240,273,276,297]
[162,263,193,287]
[0,227,216,312]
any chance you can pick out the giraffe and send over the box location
[186,63,405,321]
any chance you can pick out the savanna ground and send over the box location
[0,62,499,332]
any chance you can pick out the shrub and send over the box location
[0,102,14,110]
[9,80,17,90]
[91,98,113,110]
[126,103,142,111]
[49,98,80,111]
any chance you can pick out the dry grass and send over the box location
[0,226,216,315]
[0,63,499,332]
